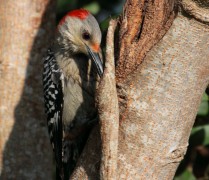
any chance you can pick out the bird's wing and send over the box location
[43,48,64,170]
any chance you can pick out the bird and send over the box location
[42,9,103,180]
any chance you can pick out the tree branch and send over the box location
[97,19,119,180]
[115,5,209,178]
[71,0,209,179]
[70,19,119,180]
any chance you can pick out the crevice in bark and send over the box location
[116,0,176,83]
[137,0,148,40]
[116,0,176,127]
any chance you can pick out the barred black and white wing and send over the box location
[43,48,64,171]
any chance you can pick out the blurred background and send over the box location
[175,89,209,180]
[57,0,123,23]
[0,0,208,179]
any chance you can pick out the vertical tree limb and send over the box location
[70,19,119,180]
[71,0,209,179]
[97,19,119,180]
[0,0,56,178]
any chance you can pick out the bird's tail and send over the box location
[56,155,76,180]
[57,123,94,180]
[56,166,63,180]
[63,161,74,180]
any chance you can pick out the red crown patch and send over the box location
[59,9,90,26]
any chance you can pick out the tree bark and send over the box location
[0,0,56,179]
[71,0,209,179]
[97,20,119,180]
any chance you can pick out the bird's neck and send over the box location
[54,49,98,84]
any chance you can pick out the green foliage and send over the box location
[176,90,209,179]
[57,0,123,16]
[175,169,196,180]
[191,125,209,146]
[198,93,209,116]
[83,2,100,14]
[100,14,119,31]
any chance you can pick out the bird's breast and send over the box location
[62,74,98,127]
[56,54,99,127]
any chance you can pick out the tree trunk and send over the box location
[71,0,209,179]
[0,0,56,179]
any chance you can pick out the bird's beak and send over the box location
[86,45,103,77]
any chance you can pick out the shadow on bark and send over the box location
[0,1,56,179]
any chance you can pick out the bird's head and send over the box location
[56,9,103,77]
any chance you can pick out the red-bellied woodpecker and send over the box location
[43,9,103,180]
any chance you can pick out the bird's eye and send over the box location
[82,32,90,40]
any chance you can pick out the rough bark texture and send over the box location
[71,0,209,179]
[0,0,208,179]
[70,20,119,180]
[116,0,175,82]
[97,20,119,180]
[181,0,209,23]
[116,14,209,179]
[0,0,56,179]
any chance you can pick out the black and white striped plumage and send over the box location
[43,48,99,180]
[43,48,90,179]
[42,9,103,180]
[43,48,64,170]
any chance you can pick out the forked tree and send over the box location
[71,0,209,179]
[0,0,209,179]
